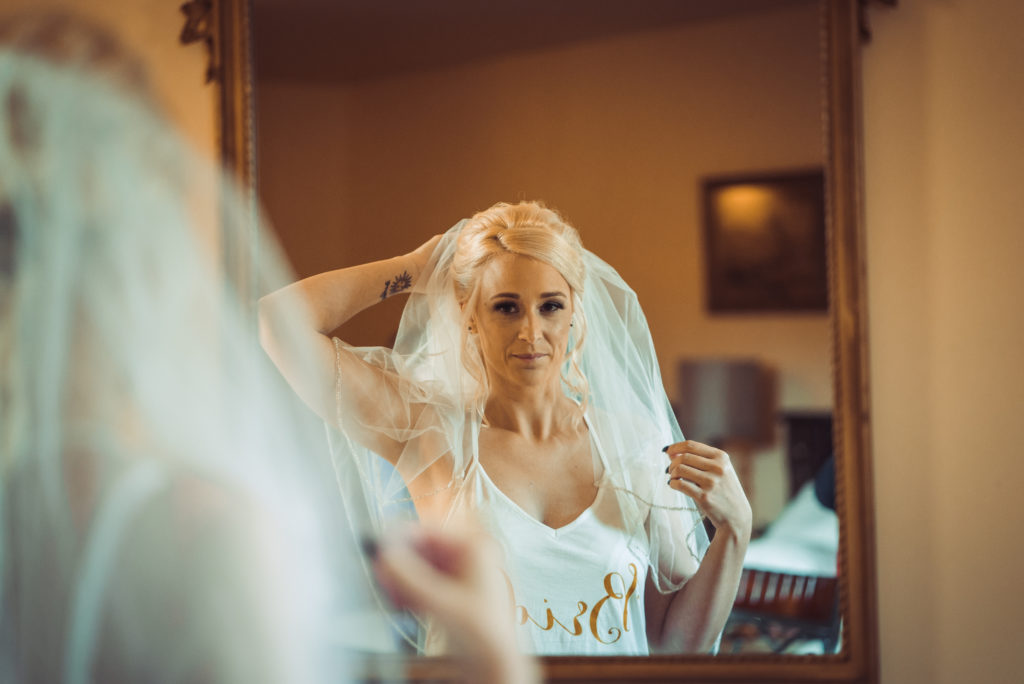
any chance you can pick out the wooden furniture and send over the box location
[725,569,841,653]
[783,411,834,499]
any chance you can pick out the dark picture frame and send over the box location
[702,169,828,313]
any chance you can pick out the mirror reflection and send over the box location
[254,0,838,657]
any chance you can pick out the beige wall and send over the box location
[863,0,1024,681]
[259,3,831,525]
[0,0,216,157]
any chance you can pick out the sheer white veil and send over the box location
[0,15,361,682]
[328,209,712,649]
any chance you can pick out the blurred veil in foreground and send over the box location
[0,13,362,682]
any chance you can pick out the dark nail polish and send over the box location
[667,479,672,486]
[661,445,669,453]
[665,466,670,474]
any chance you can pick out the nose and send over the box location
[517,310,542,343]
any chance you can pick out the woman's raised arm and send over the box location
[257,235,442,462]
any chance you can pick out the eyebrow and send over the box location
[489,291,568,300]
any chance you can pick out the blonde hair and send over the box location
[451,201,589,413]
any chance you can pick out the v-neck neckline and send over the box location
[475,412,607,535]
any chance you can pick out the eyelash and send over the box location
[493,301,565,315]
[541,301,565,313]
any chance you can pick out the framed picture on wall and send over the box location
[701,169,828,313]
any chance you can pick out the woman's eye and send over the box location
[541,301,565,313]
[494,301,518,314]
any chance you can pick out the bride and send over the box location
[260,200,752,655]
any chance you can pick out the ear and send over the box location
[459,302,477,334]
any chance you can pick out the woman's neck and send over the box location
[482,382,579,442]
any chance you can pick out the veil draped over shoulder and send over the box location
[0,16,362,682]
[327,219,711,648]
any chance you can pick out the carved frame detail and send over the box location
[210,0,878,680]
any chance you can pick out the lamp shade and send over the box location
[676,359,774,446]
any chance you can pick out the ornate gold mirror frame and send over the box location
[202,0,878,680]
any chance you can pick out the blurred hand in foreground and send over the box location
[373,520,539,684]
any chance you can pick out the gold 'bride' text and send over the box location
[505,563,640,644]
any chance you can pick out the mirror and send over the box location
[212,0,877,680]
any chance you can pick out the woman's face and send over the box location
[471,253,574,392]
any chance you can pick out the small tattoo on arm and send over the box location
[380,270,413,300]
[390,270,413,295]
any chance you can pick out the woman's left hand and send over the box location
[665,440,753,539]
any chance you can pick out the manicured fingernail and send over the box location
[661,445,669,453]
[665,466,670,474]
